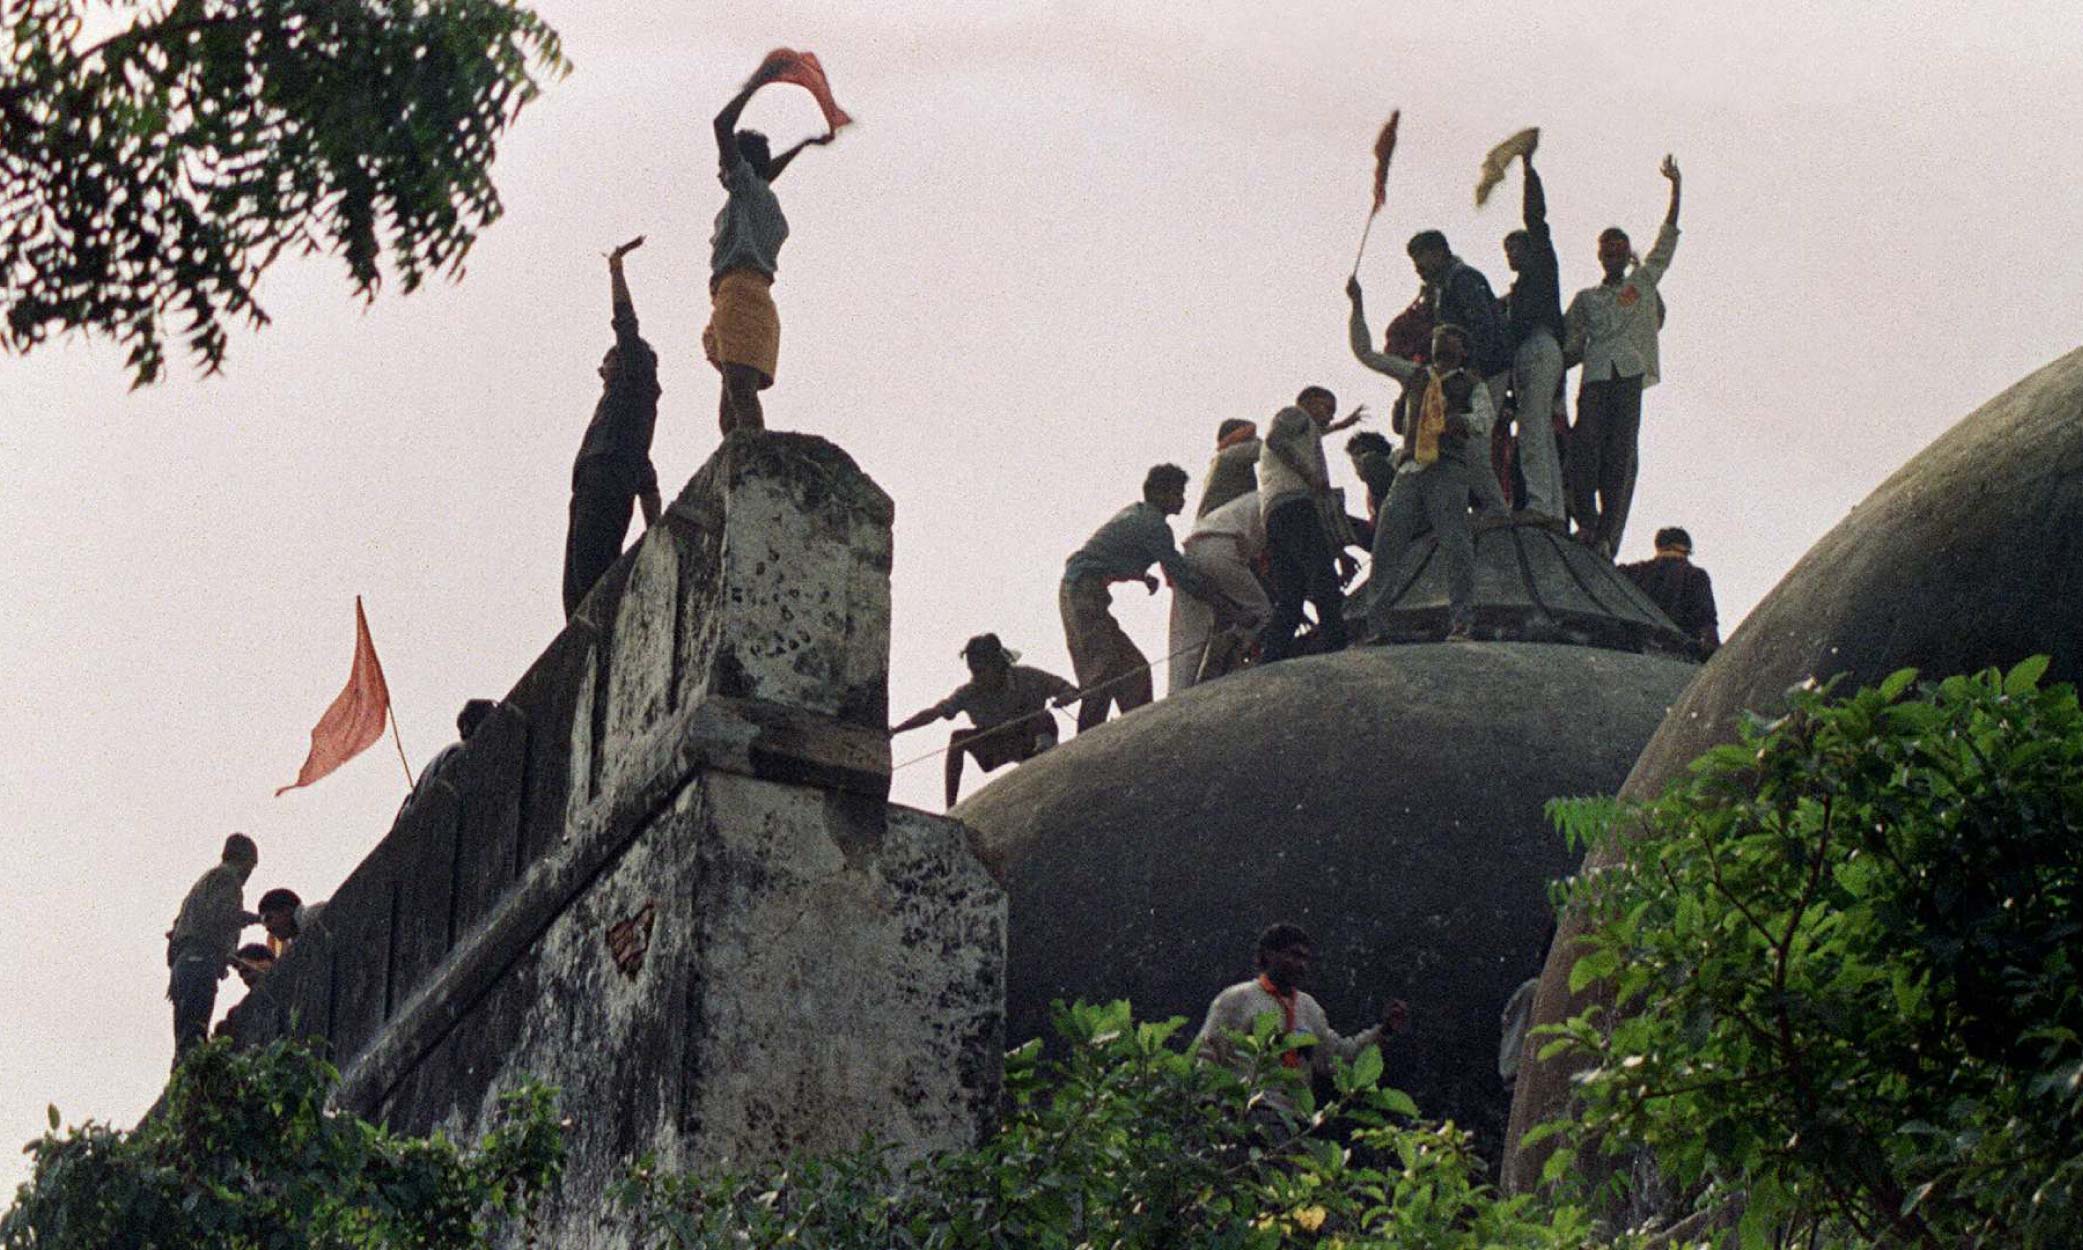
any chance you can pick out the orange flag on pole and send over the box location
[276,596,393,796]
[754,48,853,134]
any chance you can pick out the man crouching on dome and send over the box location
[1195,922,1410,1121]
[890,634,1078,808]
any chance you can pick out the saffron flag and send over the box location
[755,48,853,134]
[1369,111,1401,213]
[1475,126,1540,207]
[276,596,392,796]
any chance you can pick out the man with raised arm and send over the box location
[891,634,1079,808]
[1500,142,1567,524]
[1060,464,1213,732]
[1347,278,1497,640]
[705,62,837,435]
[1564,156,1682,559]
[564,237,661,618]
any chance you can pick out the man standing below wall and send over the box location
[1060,465,1212,731]
[165,833,259,1065]
[1500,143,1567,525]
[1194,922,1410,1121]
[1258,391,1355,663]
[1405,231,1511,515]
[1564,156,1682,559]
[564,239,660,618]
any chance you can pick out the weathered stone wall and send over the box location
[236,433,1004,1245]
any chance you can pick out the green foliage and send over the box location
[1,1038,565,1248]
[1546,661,2083,1248]
[1,0,568,384]
[612,999,1613,1249]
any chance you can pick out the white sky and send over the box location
[3,0,2080,1190]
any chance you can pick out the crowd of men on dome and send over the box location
[892,139,1720,807]
[163,68,1728,1056]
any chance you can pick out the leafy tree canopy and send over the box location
[614,1000,1613,1250]
[0,0,567,385]
[1,1039,564,1249]
[1542,659,2083,1249]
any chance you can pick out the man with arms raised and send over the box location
[1564,156,1682,558]
[705,62,837,434]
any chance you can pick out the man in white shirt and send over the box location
[1167,491,1272,694]
[1257,389,1359,662]
[1563,156,1682,559]
[1194,922,1410,1118]
[1345,291,1498,641]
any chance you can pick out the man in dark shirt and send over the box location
[563,236,662,617]
[1621,527,1721,658]
[891,634,1079,807]
[1500,145,1567,524]
[1406,231,1510,514]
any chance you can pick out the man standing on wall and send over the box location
[706,60,840,435]
[1060,465,1213,731]
[165,833,259,1064]
[564,238,661,618]
[1564,156,1682,559]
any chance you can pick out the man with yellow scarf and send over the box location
[1346,277,1496,640]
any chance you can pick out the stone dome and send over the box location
[1355,514,1695,655]
[955,641,1698,1149]
[1503,345,2083,1191]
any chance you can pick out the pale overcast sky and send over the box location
[3,0,2080,1190]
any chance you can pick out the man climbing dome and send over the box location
[564,237,661,618]
[1196,418,1262,517]
[1168,490,1272,694]
[1346,285,1496,641]
[1564,155,1682,559]
[1257,390,1358,663]
[890,634,1079,808]
[705,53,845,435]
[1194,922,1410,1119]
[165,833,259,1064]
[1060,464,1212,732]
[1620,525,1721,658]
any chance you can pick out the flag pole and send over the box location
[389,709,416,789]
[1351,211,1379,277]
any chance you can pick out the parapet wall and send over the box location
[237,433,1005,1243]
